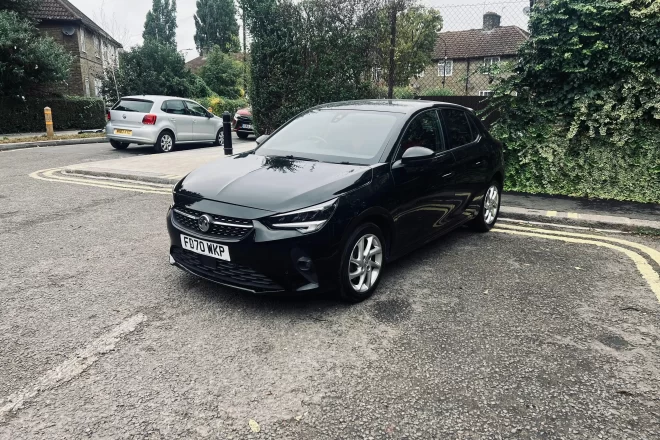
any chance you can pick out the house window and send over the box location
[415,69,425,79]
[94,78,103,97]
[479,90,494,97]
[484,56,500,67]
[80,27,86,52]
[437,60,453,76]
[94,36,101,57]
[84,78,90,97]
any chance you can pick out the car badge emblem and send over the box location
[122,114,127,119]
[198,214,212,233]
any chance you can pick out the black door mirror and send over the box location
[256,134,270,146]
[401,146,435,164]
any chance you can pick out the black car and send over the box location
[167,100,504,302]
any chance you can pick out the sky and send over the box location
[69,0,530,61]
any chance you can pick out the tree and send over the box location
[194,0,241,55]
[199,46,243,98]
[101,42,210,100]
[143,0,178,47]
[378,4,442,90]
[0,0,36,14]
[0,10,73,96]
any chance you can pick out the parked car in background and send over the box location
[106,96,224,153]
[168,100,504,302]
[233,107,254,139]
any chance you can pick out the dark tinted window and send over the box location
[186,101,208,117]
[163,100,186,115]
[467,115,482,141]
[396,111,441,160]
[112,99,153,113]
[442,109,473,148]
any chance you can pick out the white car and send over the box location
[106,95,224,153]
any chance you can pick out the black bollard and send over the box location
[222,111,233,155]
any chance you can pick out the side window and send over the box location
[441,109,473,148]
[185,101,208,117]
[164,100,186,115]
[467,115,482,142]
[396,111,442,160]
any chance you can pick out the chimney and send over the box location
[483,12,501,31]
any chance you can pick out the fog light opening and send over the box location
[297,257,313,272]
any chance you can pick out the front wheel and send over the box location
[213,129,224,147]
[154,131,175,153]
[338,223,386,303]
[469,181,501,232]
[110,140,129,150]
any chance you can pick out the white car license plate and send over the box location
[242,124,253,130]
[181,235,230,261]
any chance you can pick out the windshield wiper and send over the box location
[282,155,318,162]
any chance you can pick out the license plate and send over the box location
[181,235,230,261]
[114,129,132,135]
[242,124,253,130]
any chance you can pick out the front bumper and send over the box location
[167,207,342,294]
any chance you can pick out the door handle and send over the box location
[475,161,483,166]
[442,172,455,179]
[170,118,176,122]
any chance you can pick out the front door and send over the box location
[185,101,216,142]
[439,108,490,218]
[163,100,193,142]
[390,110,458,254]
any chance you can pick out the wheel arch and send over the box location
[341,207,395,260]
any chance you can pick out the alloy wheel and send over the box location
[349,234,383,293]
[161,134,173,152]
[484,185,500,225]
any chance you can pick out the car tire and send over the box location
[154,131,175,153]
[237,131,249,139]
[469,181,501,232]
[338,223,386,303]
[110,140,129,150]
[214,129,224,147]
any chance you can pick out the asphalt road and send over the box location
[1,143,659,439]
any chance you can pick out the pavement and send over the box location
[48,140,660,232]
[0,130,82,139]
[1,142,659,439]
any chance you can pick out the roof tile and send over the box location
[433,26,529,60]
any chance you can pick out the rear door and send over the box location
[390,110,458,252]
[110,98,154,130]
[162,100,193,142]
[439,108,490,218]
[185,101,216,141]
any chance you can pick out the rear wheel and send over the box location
[338,223,385,303]
[154,131,175,153]
[213,129,224,147]
[469,181,501,232]
[110,140,129,150]
[237,131,249,139]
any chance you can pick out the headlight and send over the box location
[233,113,240,121]
[264,198,338,233]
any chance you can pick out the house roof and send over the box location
[433,26,529,60]
[30,0,123,48]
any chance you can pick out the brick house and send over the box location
[412,13,529,96]
[29,0,123,97]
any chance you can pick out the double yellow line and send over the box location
[29,168,173,195]
[494,223,660,303]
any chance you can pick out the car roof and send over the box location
[312,99,473,115]
[121,95,195,102]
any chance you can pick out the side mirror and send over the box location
[256,134,270,146]
[401,146,434,164]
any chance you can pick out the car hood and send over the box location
[178,152,373,213]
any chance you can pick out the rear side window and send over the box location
[441,109,473,148]
[162,100,186,115]
[112,99,153,113]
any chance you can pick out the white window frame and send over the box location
[437,60,453,77]
[94,36,101,58]
[479,90,494,97]
[80,27,86,52]
[94,78,103,97]
[84,78,90,97]
[484,56,500,67]
[372,67,382,82]
[416,69,425,79]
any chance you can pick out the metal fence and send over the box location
[414,0,531,97]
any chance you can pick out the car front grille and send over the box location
[172,207,253,240]
[171,247,283,292]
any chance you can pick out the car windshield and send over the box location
[113,99,154,113]
[256,109,401,165]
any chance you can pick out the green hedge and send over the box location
[196,96,249,117]
[0,96,106,134]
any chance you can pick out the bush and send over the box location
[196,95,249,116]
[0,96,106,134]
